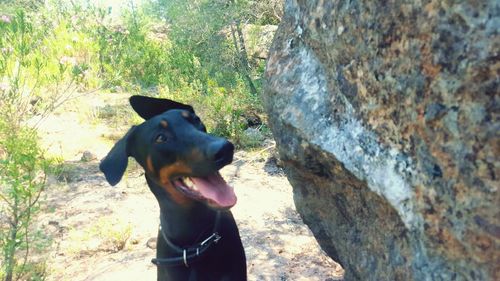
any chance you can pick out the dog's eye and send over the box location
[155,134,168,143]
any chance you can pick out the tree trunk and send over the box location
[4,213,19,281]
[230,20,257,96]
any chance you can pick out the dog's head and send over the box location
[99,96,237,209]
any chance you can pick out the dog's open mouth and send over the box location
[171,172,237,209]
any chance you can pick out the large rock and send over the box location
[263,1,499,280]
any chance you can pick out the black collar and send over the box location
[151,211,222,267]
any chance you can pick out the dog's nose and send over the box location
[208,139,234,169]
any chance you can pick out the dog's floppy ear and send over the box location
[99,126,136,186]
[129,95,194,120]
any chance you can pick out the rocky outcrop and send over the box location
[263,1,499,280]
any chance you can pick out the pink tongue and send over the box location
[190,173,237,208]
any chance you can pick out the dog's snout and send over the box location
[208,140,234,169]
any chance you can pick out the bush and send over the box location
[85,6,172,89]
[0,120,54,281]
[141,0,271,146]
[0,10,64,281]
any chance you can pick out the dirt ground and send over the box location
[33,93,344,281]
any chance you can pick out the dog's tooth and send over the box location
[187,178,199,191]
[184,177,194,189]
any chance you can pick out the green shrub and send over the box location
[0,10,67,281]
[84,6,172,89]
[0,120,54,281]
[144,0,268,146]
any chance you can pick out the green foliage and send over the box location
[154,0,247,88]
[0,9,94,126]
[0,0,44,14]
[142,0,275,146]
[158,76,254,144]
[70,4,171,89]
[0,9,66,281]
[0,1,280,279]
[1,0,277,147]
[0,121,54,281]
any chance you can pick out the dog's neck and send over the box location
[145,175,218,246]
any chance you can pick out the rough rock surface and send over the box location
[263,1,499,280]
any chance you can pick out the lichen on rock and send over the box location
[263,0,499,280]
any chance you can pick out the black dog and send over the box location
[100,96,247,281]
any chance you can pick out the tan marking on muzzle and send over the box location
[158,162,194,206]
